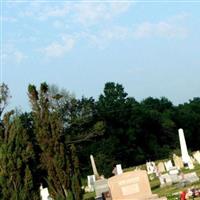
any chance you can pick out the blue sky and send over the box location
[2,1,200,111]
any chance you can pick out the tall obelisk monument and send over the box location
[90,155,100,179]
[178,128,194,169]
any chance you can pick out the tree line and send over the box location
[0,82,199,199]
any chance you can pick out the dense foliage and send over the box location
[0,82,200,199]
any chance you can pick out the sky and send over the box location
[1,0,200,111]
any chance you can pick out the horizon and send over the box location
[4,80,199,113]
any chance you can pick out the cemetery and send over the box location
[2,2,200,200]
[83,129,200,200]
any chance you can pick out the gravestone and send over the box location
[193,151,200,164]
[116,164,123,175]
[87,175,96,192]
[184,172,199,183]
[168,166,179,175]
[173,154,184,169]
[146,161,156,174]
[108,170,167,200]
[94,179,109,198]
[112,164,123,176]
[159,173,172,187]
[164,160,173,171]
[40,185,52,200]
[190,156,196,164]
[157,162,165,173]
[178,129,194,169]
[169,174,180,183]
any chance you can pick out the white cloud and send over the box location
[2,16,17,23]
[19,2,132,25]
[81,13,188,49]
[41,35,75,57]
[52,20,65,29]
[38,4,70,20]
[101,26,129,40]
[73,3,110,26]
[73,2,132,26]
[14,51,26,63]
[110,2,132,15]
[134,15,188,39]
[19,3,70,21]
[3,43,26,64]
[168,12,189,22]
[82,26,130,49]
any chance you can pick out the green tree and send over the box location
[0,83,11,118]
[28,83,72,199]
[70,144,82,200]
[0,111,40,200]
[28,83,105,199]
[95,82,139,175]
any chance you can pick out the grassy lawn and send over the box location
[83,192,95,200]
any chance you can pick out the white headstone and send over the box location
[164,160,173,171]
[146,161,156,174]
[40,185,51,200]
[116,164,123,175]
[168,167,179,175]
[87,175,96,192]
[178,128,194,169]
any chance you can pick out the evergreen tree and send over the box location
[0,83,11,118]
[28,83,72,199]
[70,144,82,200]
[0,111,40,200]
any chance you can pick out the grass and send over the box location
[83,192,95,200]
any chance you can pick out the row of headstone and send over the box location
[147,159,177,175]
[146,156,200,188]
[157,150,200,174]
[159,171,200,188]
[159,128,200,173]
[88,130,200,197]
